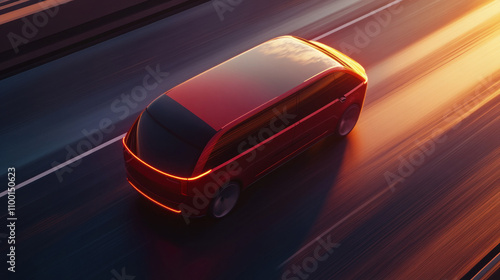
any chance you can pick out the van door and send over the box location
[203,94,299,184]
[238,94,300,179]
[252,94,300,178]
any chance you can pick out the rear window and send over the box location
[126,111,204,178]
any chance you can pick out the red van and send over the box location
[123,36,367,220]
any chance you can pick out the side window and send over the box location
[330,72,363,97]
[205,95,298,169]
[299,72,362,118]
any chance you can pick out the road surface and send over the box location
[1,0,499,279]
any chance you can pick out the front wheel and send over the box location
[336,104,361,137]
[209,182,240,218]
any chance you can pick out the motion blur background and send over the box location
[0,0,499,279]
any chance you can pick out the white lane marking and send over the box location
[0,133,126,198]
[277,179,402,268]
[472,251,500,280]
[311,0,403,41]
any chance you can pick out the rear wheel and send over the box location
[336,104,361,137]
[209,182,240,218]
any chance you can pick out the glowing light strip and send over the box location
[122,137,212,181]
[127,179,182,214]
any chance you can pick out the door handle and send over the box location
[339,96,346,103]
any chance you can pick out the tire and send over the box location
[336,104,361,137]
[209,182,240,218]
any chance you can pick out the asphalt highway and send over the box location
[1,0,499,279]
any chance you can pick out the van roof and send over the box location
[165,36,342,130]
